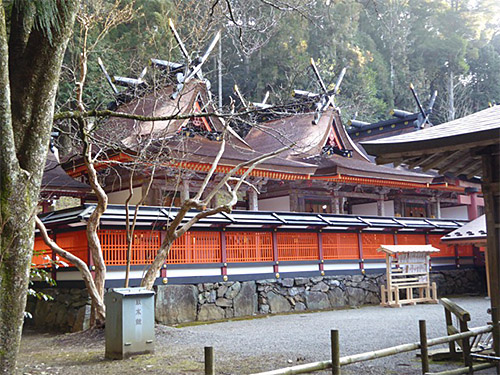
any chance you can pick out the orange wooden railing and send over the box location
[428,234,456,257]
[99,229,160,265]
[226,232,273,262]
[457,244,474,257]
[33,237,52,268]
[32,231,88,268]
[277,232,319,261]
[397,233,426,245]
[362,233,393,259]
[323,233,359,259]
[32,229,477,269]
[168,231,221,264]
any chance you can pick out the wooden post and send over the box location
[221,229,227,278]
[481,150,500,364]
[357,231,364,273]
[459,320,472,372]
[419,320,429,374]
[332,197,340,214]
[444,308,457,357]
[180,179,190,203]
[272,230,279,275]
[248,188,259,211]
[205,346,214,375]
[318,231,324,274]
[331,330,340,375]
[377,198,385,217]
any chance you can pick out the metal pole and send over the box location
[331,330,340,375]
[419,320,429,374]
[205,346,214,375]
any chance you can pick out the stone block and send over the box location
[310,276,324,284]
[289,287,305,296]
[234,281,257,317]
[72,305,91,332]
[225,282,241,299]
[294,302,306,311]
[346,286,365,307]
[295,278,309,286]
[311,281,329,293]
[217,284,229,297]
[267,291,291,313]
[305,291,330,310]
[215,298,232,307]
[198,304,225,321]
[328,287,347,307]
[155,284,198,325]
[279,278,294,287]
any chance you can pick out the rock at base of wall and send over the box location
[346,286,365,307]
[198,304,225,321]
[234,281,257,317]
[72,305,91,332]
[155,284,198,325]
[267,291,291,313]
[305,291,330,310]
[328,287,347,307]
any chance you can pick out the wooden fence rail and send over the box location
[249,325,494,375]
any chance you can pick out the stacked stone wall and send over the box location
[26,268,485,331]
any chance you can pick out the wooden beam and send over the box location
[407,155,431,169]
[438,152,469,175]
[451,159,481,176]
[421,150,462,171]
[408,154,436,170]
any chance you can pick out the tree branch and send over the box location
[35,216,105,322]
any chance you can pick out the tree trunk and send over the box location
[448,69,456,121]
[35,217,105,322]
[0,1,78,372]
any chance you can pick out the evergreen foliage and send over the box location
[57,0,500,125]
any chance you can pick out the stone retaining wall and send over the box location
[25,288,91,332]
[26,268,485,331]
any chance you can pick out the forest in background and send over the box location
[58,0,500,127]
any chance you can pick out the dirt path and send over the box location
[18,296,496,374]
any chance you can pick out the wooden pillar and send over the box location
[180,179,190,203]
[272,230,279,276]
[332,197,340,214]
[357,231,364,273]
[248,189,258,211]
[377,197,385,217]
[318,231,324,274]
[394,198,403,217]
[289,191,299,212]
[481,149,500,363]
[467,189,480,220]
[298,196,306,213]
[221,229,227,278]
[425,202,432,218]
[435,197,441,219]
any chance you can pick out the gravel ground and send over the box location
[18,296,496,375]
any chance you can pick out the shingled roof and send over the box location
[245,108,434,184]
[361,105,500,178]
[42,151,91,197]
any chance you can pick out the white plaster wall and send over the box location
[259,195,290,212]
[441,205,469,220]
[351,200,394,216]
[107,187,143,205]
